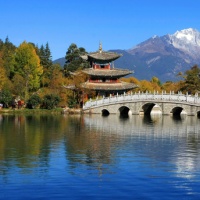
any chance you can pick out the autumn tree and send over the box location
[48,64,63,88]
[139,80,154,92]
[11,74,26,97]
[12,41,43,100]
[0,66,8,90]
[150,76,162,92]
[121,77,140,85]
[162,81,183,93]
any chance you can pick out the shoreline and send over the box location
[0,107,83,115]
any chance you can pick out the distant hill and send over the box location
[53,28,200,83]
[53,57,66,66]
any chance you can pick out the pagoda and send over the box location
[81,44,137,97]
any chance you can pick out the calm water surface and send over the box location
[0,113,200,199]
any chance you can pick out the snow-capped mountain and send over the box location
[113,28,200,82]
[168,28,200,60]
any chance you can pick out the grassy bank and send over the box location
[0,107,64,114]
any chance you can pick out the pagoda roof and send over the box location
[81,81,137,91]
[87,51,121,62]
[82,68,133,77]
[81,43,122,63]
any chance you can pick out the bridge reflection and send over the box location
[83,114,200,138]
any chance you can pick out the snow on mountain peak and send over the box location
[168,28,200,57]
[152,35,158,39]
[170,28,200,45]
[173,28,198,42]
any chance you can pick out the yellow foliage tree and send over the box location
[13,41,43,100]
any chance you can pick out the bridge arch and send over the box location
[170,107,184,116]
[118,106,131,117]
[197,111,200,118]
[101,109,110,116]
[139,103,162,115]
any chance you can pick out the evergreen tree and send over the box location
[39,43,52,69]
[1,37,16,78]
[39,43,53,87]
[63,43,89,77]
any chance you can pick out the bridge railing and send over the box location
[83,91,200,109]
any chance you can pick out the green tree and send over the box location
[39,43,52,69]
[39,43,53,87]
[63,43,89,76]
[42,94,60,109]
[1,37,16,78]
[27,94,41,109]
[181,65,200,94]
[13,41,43,100]
[0,89,12,108]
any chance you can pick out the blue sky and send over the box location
[1,0,200,60]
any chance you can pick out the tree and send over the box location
[150,76,162,92]
[13,41,43,100]
[27,94,41,109]
[0,89,12,108]
[162,81,182,93]
[63,43,89,76]
[0,50,11,90]
[139,80,154,92]
[48,63,63,90]
[181,65,200,94]
[42,94,60,109]
[1,37,16,78]
[11,74,26,97]
[39,43,53,87]
[39,43,52,69]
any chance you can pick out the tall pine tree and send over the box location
[39,42,53,87]
[63,43,89,77]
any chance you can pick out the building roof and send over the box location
[88,51,121,62]
[81,81,137,91]
[82,68,133,77]
[81,43,122,63]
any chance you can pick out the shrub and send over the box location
[0,89,13,108]
[67,96,78,108]
[27,94,41,109]
[42,94,60,109]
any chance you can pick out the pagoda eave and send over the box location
[81,82,137,91]
[82,68,133,77]
[88,51,121,62]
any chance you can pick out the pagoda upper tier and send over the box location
[81,43,121,64]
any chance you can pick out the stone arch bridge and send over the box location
[83,92,200,117]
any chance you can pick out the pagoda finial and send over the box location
[99,42,102,53]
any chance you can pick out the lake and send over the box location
[0,113,200,199]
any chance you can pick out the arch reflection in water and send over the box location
[83,114,200,181]
[83,114,200,138]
